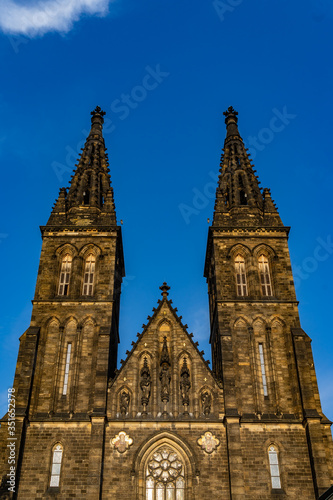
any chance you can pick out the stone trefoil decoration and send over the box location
[140,357,151,416]
[180,357,191,415]
[160,336,171,416]
[201,390,212,416]
[197,431,220,454]
[119,390,130,416]
[111,431,133,453]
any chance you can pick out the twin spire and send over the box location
[47,105,282,229]
[47,106,117,227]
[212,106,282,227]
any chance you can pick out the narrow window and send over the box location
[62,343,72,395]
[83,254,96,296]
[268,445,281,489]
[50,444,63,487]
[239,189,248,205]
[238,173,244,187]
[235,254,247,296]
[258,343,268,396]
[258,255,272,296]
[58,254,72,296]
[83,190,90,205]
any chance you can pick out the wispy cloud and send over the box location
[0,0,113,37]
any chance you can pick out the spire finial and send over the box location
[223,106,240,138]
[159,282,170,298]
[91,106,106,120]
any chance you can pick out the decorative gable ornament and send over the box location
[197,431,220,454]
[111,431,133,453]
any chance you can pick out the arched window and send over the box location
[235,254,247,296]
[83,254,95,296]
[258,255,272,296]
[58,254,72,296]
[50,444,63,487]
[268,445,281,489]
[146,446,185,500]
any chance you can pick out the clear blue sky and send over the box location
[0,0,332,423]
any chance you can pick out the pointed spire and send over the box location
[160,336,171,366]
[46,107,117,227]
[180,357,190,377]
[212,107,283,227]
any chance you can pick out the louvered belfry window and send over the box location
[258,254,272,296]
[58,254,72,296]
[83,254,95,296]
[235,254,248,296]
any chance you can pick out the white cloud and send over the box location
[0,0,113,37]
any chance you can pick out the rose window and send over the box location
[146,446,185,500]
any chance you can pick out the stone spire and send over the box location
[47,106,117,227]
[212,107,283,227]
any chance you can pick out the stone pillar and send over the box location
[225,414,245,499]
[87,417,105,499]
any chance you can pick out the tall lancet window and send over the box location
[58,254,72,296]
[258,255,272,296]
[258,343,268,396]
[146,446,185,500]
[62,343,72,395]
[50,444,63,487]
[83,254,95,296]
[268,445,281,489]
[235,254,247,296]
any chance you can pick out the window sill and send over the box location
[46,487,60,495]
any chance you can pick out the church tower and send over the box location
[205,107,333,498]
[0,107,125,498]
[1,106,332,500]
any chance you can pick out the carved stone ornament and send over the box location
[197,431,220,454]
[120,390,130,416]
[111,431,133,453]
[201,390,212,416]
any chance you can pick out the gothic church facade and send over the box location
[0,106,332,499]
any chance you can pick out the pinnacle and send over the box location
[46,107,117,227]
[210,107,284,227]
[159,282,170,298]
